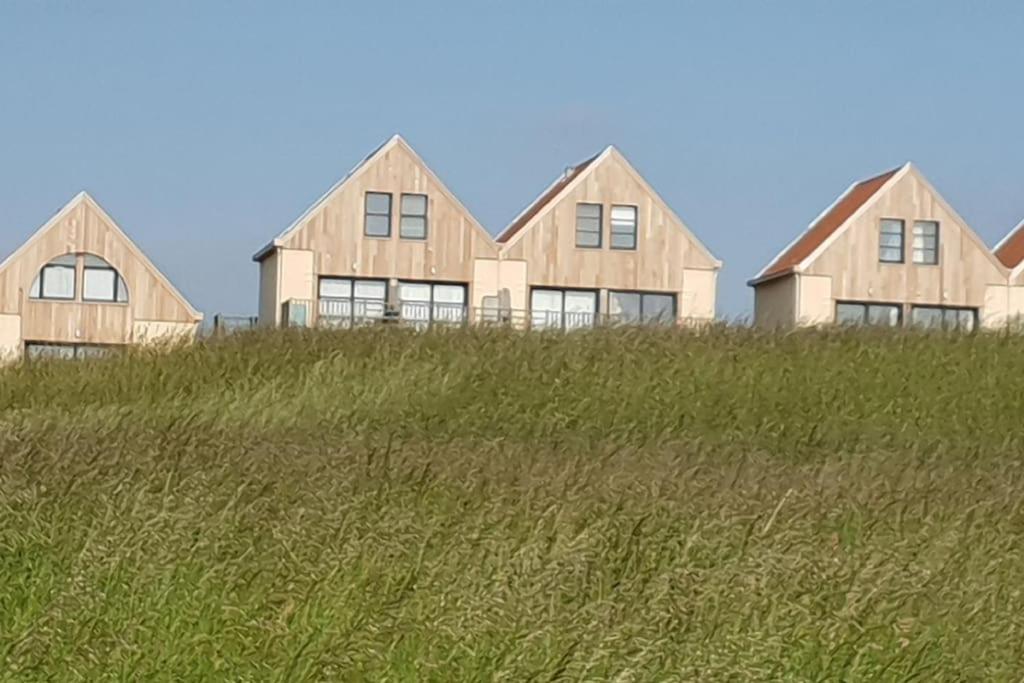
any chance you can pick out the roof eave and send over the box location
[252,240,281,262]
[747,268,796,287]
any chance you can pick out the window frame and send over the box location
[530,286,599,330]
[82,259,128,303]
[879,218,905,264]
[912,220,940,266]
[575,203,603,249]
[33,259,77,301]
[396,280,468,325]
[910,305,978,332]
[609,289,678,325]
[364,192,393,238]
[834,300,903,327]
[317,276,389,325]
[399,193,428,241]
[609,204,639,251]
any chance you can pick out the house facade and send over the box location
[749,163,1012,331]
[492,146,720,328]
[993,220,1024,324]
[253,135,500,328]
[0,192,202,360]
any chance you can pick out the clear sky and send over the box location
[2,1,1023,320]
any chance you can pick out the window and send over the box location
[364,192,392,237]
[910,306,976,332]
[398,281,467,326]
[399,194,428,240]
[879,219,904,263]
[834,301,902,327]
[530,288,597,330]
[82,255,128,303]
[913,221,939,265]
[575,203,602,248]
[25,342,112,360]
[318,277,388,326]
[30,254,128,303]
[30,254,76,300]
[609,290,677,325]
[610,205,638,250]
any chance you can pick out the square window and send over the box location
[40,264,76,300]
[642,293,675,324]
[867,304,901,327]
[836,302,867,325]
[83,268,117,301]
[609,291,642,323]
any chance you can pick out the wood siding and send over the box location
[802,168,1005,309]
[753,275,797,328]
[498,148,719,318]
[277,138,498,291]
[0,194,200,347]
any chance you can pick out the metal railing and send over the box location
[282,299,701,331]
[211,314,260,336]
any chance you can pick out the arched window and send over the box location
[82,255,128,303]
[29,254,76,300]
[29,254,128,303]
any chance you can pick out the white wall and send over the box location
[0,314,22,362]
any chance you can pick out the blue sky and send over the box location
[1,1,1023,319]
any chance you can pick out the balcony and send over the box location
[282,298,695,331]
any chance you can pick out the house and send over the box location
[993,220,1024,324]
[748,163,1011,330]
[0,192,202,360]
[253,135,500,328]
[493,146,720,329]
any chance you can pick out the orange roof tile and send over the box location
[752,167,901,284]
[995,221,1024,269]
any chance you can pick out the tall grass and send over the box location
[2,327,1024,680]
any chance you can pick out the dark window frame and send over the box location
[529,286,600,330]
[396,279,468,323]
[609,289,678,325]
[399,193,429,240]
[33,262,77,301]
[364,192,393,238]
[609,204,639,251]
[834,300,904,327]
[82,261,127,303]
[575,203,603,249]
[912,220,940,266]
[879,218,905,264]
[910,304,978,332]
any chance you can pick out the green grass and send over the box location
[2,326,1024,680]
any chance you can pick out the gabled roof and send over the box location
[750,165,903,285]
[253,134,493,261]
[0,191,202,321]
[495,152,601,243]
[994,218,1024,271]
[495,145,721,267]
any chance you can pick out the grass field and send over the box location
[2,326,1024,681]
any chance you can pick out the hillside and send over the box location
[2,327,1023,680]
